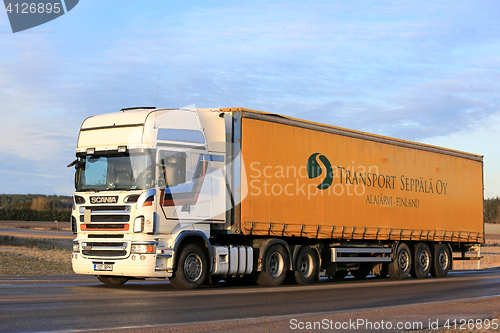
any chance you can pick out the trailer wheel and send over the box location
[388,243,412,279]
[256,244,289,286]
[291,246,318,285]
[410,243,432,279]
[430,243,451,278]
[97,276,128,286]
[350,263,371,279]
[169,244,208,289]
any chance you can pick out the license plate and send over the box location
[94,263,113,271]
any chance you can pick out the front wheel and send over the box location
[388,242,412,279]
[256,244,289,286]
[97,275,129,286]
[170,244,208,289]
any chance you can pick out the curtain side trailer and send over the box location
[70,107,484,288]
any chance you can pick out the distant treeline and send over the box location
[1,194,500,223]
[485,197,500,224]
[0,194,71,222]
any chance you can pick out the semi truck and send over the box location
[69,107,484,289]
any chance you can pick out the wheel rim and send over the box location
[268,251,284,278]
[419,250,430,271]
[184,253,202,282]
[399,250,410,271]
[438,250,449,270]
[299,254,313,278]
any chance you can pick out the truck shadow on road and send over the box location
[75,275,400,294]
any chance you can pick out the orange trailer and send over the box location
[216,108,483,282]
[236,110,483,244]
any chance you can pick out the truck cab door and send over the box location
[185,152,212,220]
[157,150,212,230]
[157,150,190,231]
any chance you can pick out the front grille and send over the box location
[83,250,127,256]
[91,205,129,211]
[81,224,129,231]
[88,234,124,239]
[81,205,131,214]
[78,203,131,234]
[85,242,124,247]
[81,242,128,257]
[80,215,130,223]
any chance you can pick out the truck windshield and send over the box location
[75,149,155,192]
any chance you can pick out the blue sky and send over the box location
[1,0,500,198]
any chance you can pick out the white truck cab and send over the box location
[71,107,235,287]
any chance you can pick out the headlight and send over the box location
[131,244,155,254]
[72,242,80,253]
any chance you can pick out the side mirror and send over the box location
[67,159,78,168]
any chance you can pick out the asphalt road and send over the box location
[1,269,500,333]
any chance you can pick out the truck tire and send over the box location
[388,243,412,279]
[291,246,318,285]
[410,242,432,279]
[430,243,451,278]
[350,263,371,279]
[169,244,208,289]
[256,244,289,286]
[97,276,128,286]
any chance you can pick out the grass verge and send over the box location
[0,235,74,275]
[0,252,74,275]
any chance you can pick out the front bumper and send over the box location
[72,252,172,278]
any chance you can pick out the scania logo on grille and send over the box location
[90,196,118,204]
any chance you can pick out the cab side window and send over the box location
[159,151,186,188]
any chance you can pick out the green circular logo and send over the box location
[307,153,333,190]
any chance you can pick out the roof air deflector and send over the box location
[120,107,156,112]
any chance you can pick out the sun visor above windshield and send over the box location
[78,126,144,149]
